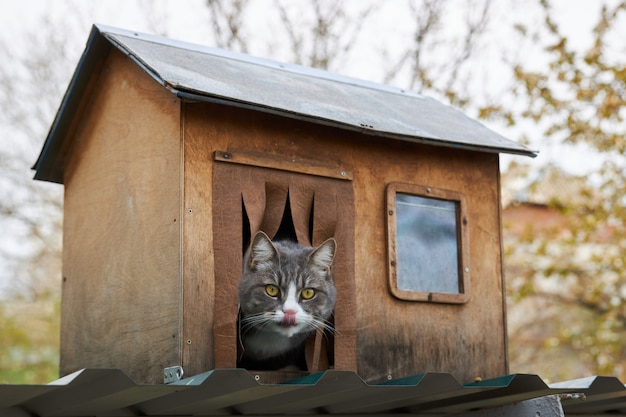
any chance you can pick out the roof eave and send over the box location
[174,89,538,159]
[32,25,113,184]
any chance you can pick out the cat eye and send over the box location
[264,284,280,297]
[301,288,315,300]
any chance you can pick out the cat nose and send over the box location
[281,310,297,326]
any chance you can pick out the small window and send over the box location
[386,182,470,303]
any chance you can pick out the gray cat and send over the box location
[238,231,337,370]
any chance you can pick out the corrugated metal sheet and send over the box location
[33,24,536,183]
[4,368,625,416]
[553,376,626,415]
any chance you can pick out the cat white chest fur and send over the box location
[242,326,304,360]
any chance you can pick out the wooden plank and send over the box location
[180,102,219,377]
[211,162,244,369]
[61,49,182,384]
[496,160,510,375]
[214,149,352,180]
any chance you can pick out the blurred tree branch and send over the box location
[0,13,73,382]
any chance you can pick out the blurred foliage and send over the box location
[0,13,75,384]
[0,295,60,384]
[503,0,626,381]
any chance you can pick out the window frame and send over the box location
[386,182,471,304]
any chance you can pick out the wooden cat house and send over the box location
[34,25,536,385]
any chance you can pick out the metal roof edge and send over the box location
[94,24,429,102]
[553,376,626,414]
[32,24,112,184]
[174,90,539,159]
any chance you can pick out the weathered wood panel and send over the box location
[61,49,182,384]
[350,137,506,383]
[182,102,505,384]
[180,103,217,378]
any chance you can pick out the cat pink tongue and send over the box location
[280,312,297,327]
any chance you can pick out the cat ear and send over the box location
[309,237,336,274]
[248,231,278,269]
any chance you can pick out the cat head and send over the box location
[239,231,337,339]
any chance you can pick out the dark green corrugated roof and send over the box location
[4,368,625,416]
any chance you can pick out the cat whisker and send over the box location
[302,316,335,336]
[240,313,277,335]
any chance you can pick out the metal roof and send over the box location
[553,376,626,414]
[33,24,536,183]
[0,368,590,416]
[2,368,626,416]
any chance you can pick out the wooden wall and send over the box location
[182,102,507,383]
[59,47,506,384]
[61,49,182,384]
[350,137,506,383]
